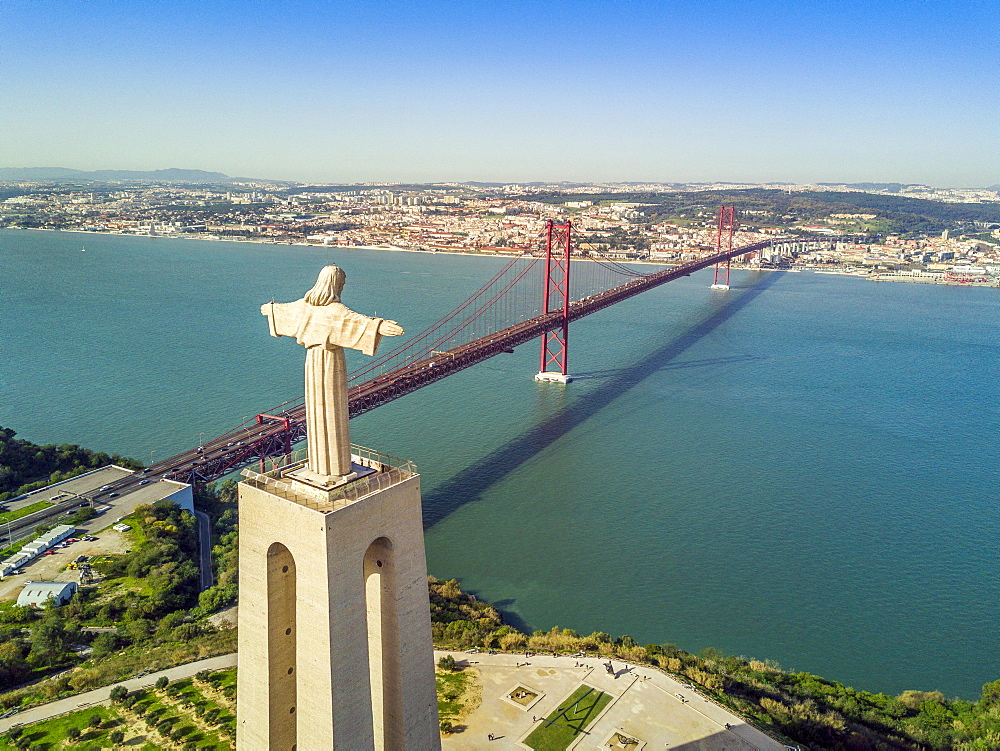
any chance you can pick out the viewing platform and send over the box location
[239,445,417,513]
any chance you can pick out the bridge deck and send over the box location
[101,240,775,490]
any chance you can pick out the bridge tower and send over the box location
[711,206,737,290]
[535,219,573,384]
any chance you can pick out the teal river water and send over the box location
[1,229,998,698]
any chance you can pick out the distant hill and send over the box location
[0,167,234,183]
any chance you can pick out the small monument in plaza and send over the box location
[237,265,440,750]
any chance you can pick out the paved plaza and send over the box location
[439,651,783,750]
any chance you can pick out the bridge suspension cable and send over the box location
[150,217,799,485]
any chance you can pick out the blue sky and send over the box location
[1,0,997,185]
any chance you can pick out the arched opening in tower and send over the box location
[365,536,403,749]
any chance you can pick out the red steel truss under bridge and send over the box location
[98,217,856,489]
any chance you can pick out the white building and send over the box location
[17,580,78,608]
[1,525,75,578]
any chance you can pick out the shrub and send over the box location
[498,632,526,650]
[87,713,102,728]
[40,674,72,697]
[68,668,102,691]
[66,726,81,741]
[109,729,125,744]
[899,689,945,710]
[440,719,454,733]
[437,654,457,671]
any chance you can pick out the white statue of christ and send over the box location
[261,265,404,485]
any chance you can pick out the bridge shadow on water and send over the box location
[421,271,783,536]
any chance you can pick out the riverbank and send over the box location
[21,227,682,267]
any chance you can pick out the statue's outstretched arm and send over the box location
[378,320,404,337]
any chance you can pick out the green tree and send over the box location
[981,679,1000,705]
[90,631,119,659]
[28,616,70,665]
[437,654,457,671]
[0,640,31,690]
[66,726,81,741]
[109,729,125,745]
[155,675,169,689]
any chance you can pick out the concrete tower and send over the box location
[236,451,440,749]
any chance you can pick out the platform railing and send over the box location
[239,444,417,512]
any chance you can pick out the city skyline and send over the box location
[2,0,997,187]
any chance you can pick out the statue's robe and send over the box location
[262,299,384,479]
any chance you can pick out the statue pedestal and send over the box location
[282,460,376,503]
[236,454,440,750]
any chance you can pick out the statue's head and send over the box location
[304,265,346,305]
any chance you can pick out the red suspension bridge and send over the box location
[100,208,849,490]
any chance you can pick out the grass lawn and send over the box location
[115,515,147,545]
[165,679,235,732]
[0,704,121,750]
[212,668,237,691]
[436,668,475,722]
[524,685,613,751]
[99,575,154,597]
[2,669,236,750]
[0,501,51,526]
[130,688,231,749]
